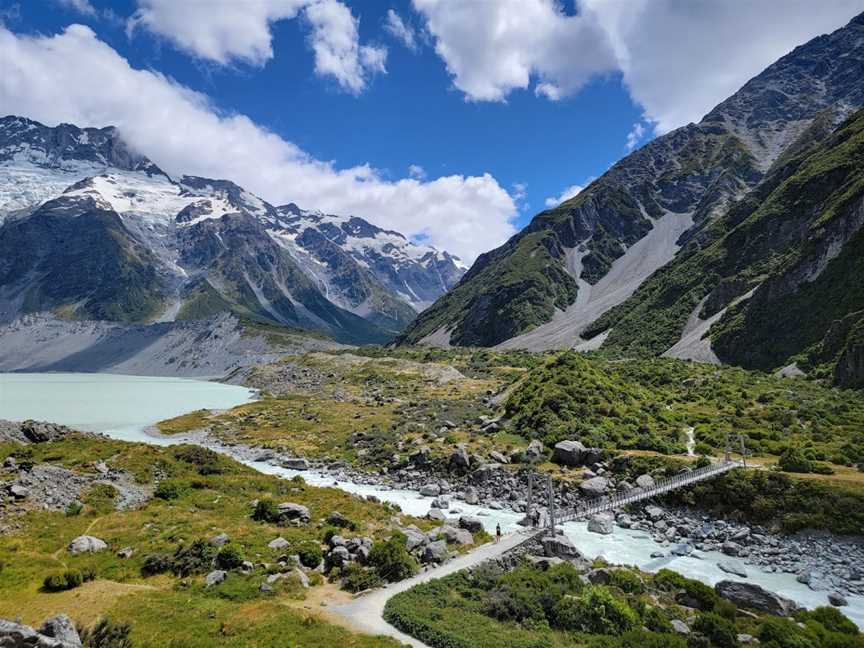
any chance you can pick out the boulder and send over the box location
[458,516,483,533]
[209,533,230,547]
[277,502,310,523]
[9,484,29,500]
[403,528,428,551]
[0,617,77,648]
[205,570,227,587]
[68,535,107,554]
[268,537,290,550]
[635,474,656,489]
[463,486,479,505]
[430,497,449,509]
[420,483,441,497]
[542,534,583,559]
[327,546,351,567]
[828,592,848,607]
[715,581,799,616]
[671,619,690,635]
[553,440,587,466]
[524,440,545,463]
[670,543,694,557]
[422,540,448,563]
[645,506,665,521]
[293,568,310,588]
[449,446,470,470]
[327,511,353,528]
[117,547,134,559]
[427,507,446,522]
[441,526,473,546]
[579,476,609,497]
[39,615,81,648]
[722,541,741,556]
[587,513,614,535]
[489,451,509,465]
[718,560,748,578]
[282,458,309,470]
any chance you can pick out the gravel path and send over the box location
[330,532,530,648]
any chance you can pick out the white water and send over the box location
[1,373,861,627]
[686,426,696,457]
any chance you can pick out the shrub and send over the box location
[173,445,222,475]
[654,569,717,611]
[693,612,737,648]
[215,545,244,570]
[252,499,280,523]
[695,455,712,469]
[368,533,418,583]
[154,480,184,501]
[80,618,133,648]
[778,446,814,473]
[758,617,817,648]
[643,606,674,634]
[608,569,644,594]
[171,540,215,577]
[43,568,94,592]
[66,501,83,516]
[800,606,859,636]
[296,541,323,569]
[141,553,172,577]
[341,562,383,593]
[552,586,638,635]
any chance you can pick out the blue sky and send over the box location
[2,0,863,260]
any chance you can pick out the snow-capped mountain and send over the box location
[0,115,466,343]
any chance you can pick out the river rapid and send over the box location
[1,372,862,628]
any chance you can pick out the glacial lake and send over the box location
[0,372,256,442]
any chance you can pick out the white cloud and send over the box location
[625,120,645,152]
[408,164,426,180]
[128,0,386,94]
[384,9,417,51]
[413,0,864,132]
[0,24,516,263]
[545,184,584,208]
[55,0,97,17]
[412,0,617,102]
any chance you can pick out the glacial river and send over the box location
[1,372,861,628]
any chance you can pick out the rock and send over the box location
[650,551,666,558]
[463,486,479,505]
[422,540,448,563]
[542,534,583,560]
[671,619,690,635]
[489,451,509,465]
[329,535,347,547]
[0,617,79,648]
[268,537,290,550]
[671,543,694,557]
[205,570,227,587]
[458,516,483,533]
[430,497,449,509]
[259,582,274,593]
[427,507,446,522]
[737,634,757,644]
[441,526,473,545]
[39,614,81,648]
[420,483,441,497]
[282,458,309,470]
[277,502,310,523]
[327,546,351,567]
[715,581,799,617]
[587,512,614,535]
[579,476,609,496]
[241,561,254,573]
[828,592,848,607]
[9,484,29,500]
[449,446,470,470]
[409,447,431,466]
[718,560,748,578]
[117,547,135,559]
[68,535,107,554]
[553,440,587,466]
[209,533,230,547]
[327,511,353,528]
[403,528,428,551]
[722,541,742,556]
[524,439,545,463]
[635,474,656,489]
[293,568,310,588]
[645,506,665,521]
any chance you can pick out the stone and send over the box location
[68,535,107,554]
[39,614,81,648]
[671,620,690,635]
[715,581,799,617]
[645,506,665,521]
[635,474,656,489]
[282,458,309,470]
[328,546,351,567]
[9,484,29,499]
[420,483,441,497]
[579,476,609,496]
[722,541,742,556]
[403,528,428,551]
[2,456,16,469]
[671,543,694,557]
[553,440,587,466]
[650,551,666,558]
[489,451,509,465]
[524,439,545,463]
[209,533,230,547]
[718,560,748,578]
[441,526,473,545]
[293,568,310,588]
[449,446,470,469]
[117,547,135,559]
[458,516,483,533]
[268,537,290,550]
[737,634,757,644]
[422,540,448,563]
[427,507,446,522]
[463,486,479,505]
[277,502,310,523]
[205,570,227,587]
[327,511,353,528]
[430,497,449,509]
[828,592,848,607]
[259,582,274,593]
[542,534,583,559]
[587,512,614,535]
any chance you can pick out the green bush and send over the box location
[693,612,737,648]
[296,541,323,569]
[341,562,383,593]
[141,553,172,577]
[252,499,280,523]
[758,617,817,648]
[552,586,638,635]
[42,568,95,592]
[215,545,244,570]
[171,540,215,577]
[154,480,184,501]
[173,445,222,475]
[695,455,712,469]
[799,606,859,636]
[608,569,644,594]
[653,569,716,611]
[80,618,133,648]
[65,501,83,516]
[643,607,674,634]
[368,533,418,583]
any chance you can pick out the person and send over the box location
[495,523,501,544]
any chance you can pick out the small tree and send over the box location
[778,446,813,473]
[215,545,244,570]
[252,499,280,523]
[368,533,418,583]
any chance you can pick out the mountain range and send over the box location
[0,116,465,345]
[399,12,864,387]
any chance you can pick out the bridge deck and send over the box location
[556,460,740,524]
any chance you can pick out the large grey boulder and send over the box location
[542,534,583,559]
[579,476,609,496]
[718,560,748,578]
[427,507,446,522]
[458,516,483,533]
[715,581,799,616]
[420,483,441,497]
[282,458,309,470]
[0,618,71,648]
[403,527,428,551]
[268,537,290,550]
[209,533,230,547]
[524,440,545,463]
[828,592,849,607]
[68,535,107,554]
[441,526,473,546]
[449,446,470,470]
[462,486,479,505]
[587,512,614,535]
[422,540,448,563]
[645,506,665,520]
[553,440,587,466]
[205,570,227,587]
[39,615,81,648]
[277,502,310,524]
[671,619,690,635]
[635,474,656,489]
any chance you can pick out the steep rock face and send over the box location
[399,12,864,349]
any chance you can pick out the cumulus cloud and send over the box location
[625,120,645,152]
[128,0,386,93]
[413,0,864,132]
[0,24,516,262]
[55,0,97,17]
[544,184,584,208]
[408,164,426,180]
[412,0,617,102]
[384,9,418,51]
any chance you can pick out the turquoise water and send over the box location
[0,373,256,444]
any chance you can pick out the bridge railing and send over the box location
[556,460,739,523]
